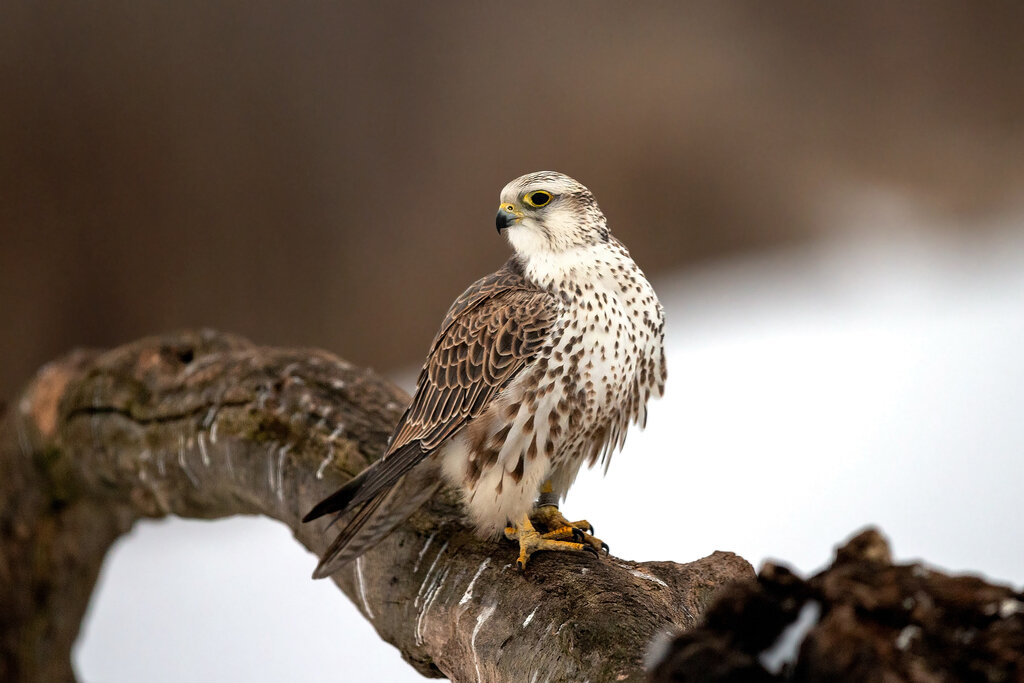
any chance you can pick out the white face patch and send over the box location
[499,171,607,256]
[503,216,551,256]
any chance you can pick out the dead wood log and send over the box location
[0,330,753,682]
[647,528,1024,681]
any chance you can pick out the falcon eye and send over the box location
[524,191,552,208]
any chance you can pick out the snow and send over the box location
[74,517,390,682]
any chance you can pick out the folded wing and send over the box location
[303,259,558,576]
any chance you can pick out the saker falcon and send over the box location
[304,171,666,576]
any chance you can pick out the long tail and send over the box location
[307,463,441,579]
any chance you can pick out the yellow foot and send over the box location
[530,504,609,555]
[504,513,599,571]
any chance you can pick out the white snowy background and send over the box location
[76,192,1024,681]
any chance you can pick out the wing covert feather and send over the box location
[393,285,557,452]
[335,260,558,509]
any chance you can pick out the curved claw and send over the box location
[600,541,610,554]
[509,512,602,570]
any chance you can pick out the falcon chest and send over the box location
[445,241,664,535]
[527,243,662,468]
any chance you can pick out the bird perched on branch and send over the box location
[304,171,666,577]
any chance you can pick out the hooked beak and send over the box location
[496,203,523,233]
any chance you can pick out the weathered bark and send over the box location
[0,330,753,682]
[648,529,1024,682]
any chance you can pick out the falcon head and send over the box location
[496,171,609,255]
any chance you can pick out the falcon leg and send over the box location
[531,505,609,554]
[530,501,609,555]
[502,481,609,567]
[504,513,598,571]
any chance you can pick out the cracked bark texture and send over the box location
[0,330,754,682]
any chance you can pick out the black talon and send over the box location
[600,541,610,554]
[582,544,600,557]
[516,559,527,572]
[588,524,595,535]
[571,528,586,543]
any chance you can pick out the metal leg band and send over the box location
[537,491,560,508]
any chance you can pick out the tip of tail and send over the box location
[302,472,366,523]
[311,563,334,580]
[301,500,336,524]
[301,506,328,524]
[310,541,360,579]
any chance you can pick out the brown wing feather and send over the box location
[354,289,557,502]
[392,292,556,450]
[304,259,558,520]
[387,259,556,453]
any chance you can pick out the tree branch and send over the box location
[0,330,753,682]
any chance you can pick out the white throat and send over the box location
[518,240,622,290]
[502,211,617,289]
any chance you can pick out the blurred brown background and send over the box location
[2,1,1023,400]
